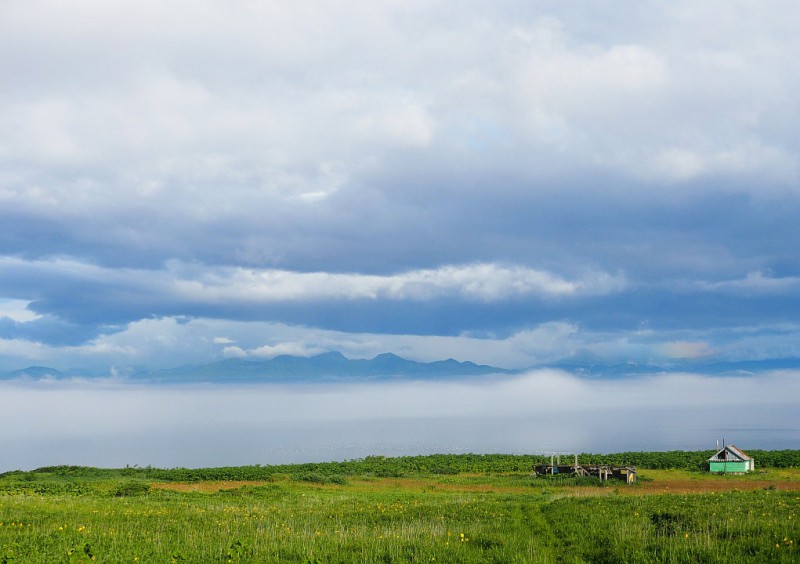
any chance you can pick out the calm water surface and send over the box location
[1,369,797,470]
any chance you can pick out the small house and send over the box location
[708,444,754,474]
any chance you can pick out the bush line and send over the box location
[3,449,798,483]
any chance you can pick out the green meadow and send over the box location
[0,453,798,563]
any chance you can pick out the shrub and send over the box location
[294,473,348,485]
[112,481,150,497]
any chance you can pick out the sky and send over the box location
[2,0,800,374]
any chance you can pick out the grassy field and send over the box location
[0,458,798,562]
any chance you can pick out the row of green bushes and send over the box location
[4,449,797,483]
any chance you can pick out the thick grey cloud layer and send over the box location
[2,1,800,371]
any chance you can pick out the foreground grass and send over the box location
[0,465,798,562]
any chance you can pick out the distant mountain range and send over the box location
[3,353,800,383]
[0,352,514,383]
[141,352,515,383]
[547,357,800,378]
[0,366,68,380]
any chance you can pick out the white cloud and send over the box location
[507,322,580,356]
[174,263,626,304]
[652,142,797,183]
[659,340,715,360]
[248,342,327,359]
[2,1,800,376]
[2,257,623,315]
[221,346,247,359]
[699,271,800,295]
[1,0,798,211]
[0,317,580,371]
[0,300,41,322]
[0,339,50,363]
[5,309,800,376]
[356,102,435,147]
[519,38,669,110]
[653,148,706,181]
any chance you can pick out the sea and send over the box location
[1,369,797,471]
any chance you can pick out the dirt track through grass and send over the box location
[151,468,800,496]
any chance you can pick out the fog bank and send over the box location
[1,370,797,471]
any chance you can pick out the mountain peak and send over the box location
[1,366,64,380]
[373,352,402,360]
[314,351,348,360]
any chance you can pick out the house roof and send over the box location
[708,444,752,462]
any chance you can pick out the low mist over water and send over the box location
[1,370,798,471]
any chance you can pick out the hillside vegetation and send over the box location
[10,449,799,484]
[0,451,798,562]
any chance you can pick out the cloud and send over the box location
[175,263,626,303]
[0,300,40,323]
[0,255,627,336]
[2,1,800,372]
[2,1,798,200]
[247,342,327,359]
[221,346,247,359]
[698,272,800,295]
[659,340,715,360]
[356,102,435,147]
[6,310,800,377]
[518,31,669,115]
[652,143,796,183]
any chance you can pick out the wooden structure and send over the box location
[708,444,754,474]
[533,454,636,484]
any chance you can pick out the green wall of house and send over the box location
[709,461,749,473]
